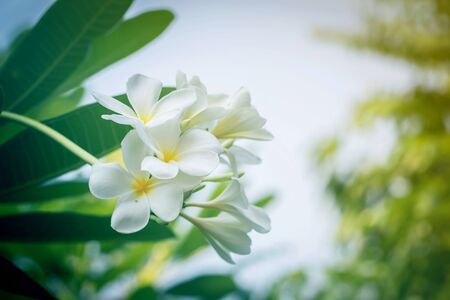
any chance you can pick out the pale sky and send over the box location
[0,0,413,296]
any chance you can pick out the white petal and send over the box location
[187,107,227,128]
[153,88,197,117]
[177,129,222,155]
[144,113,181,153]
[210,180,248,209]
[223,149,238,177]
[224,108,266,132]
[203,233,235,264]
[177,151,219,177]
[102,114,140,127]
[127,74,162,119]
[149,184,183,222]
[89,163,132,199]
[228,128,274,141]
[121,130,150,176]
[141,156,179,179]
[111,193,150,233]
[183,87,208,119]
[204,215,252,255]
[176,70,188,89]
[92,92,135,117]
[189,75,207,92]
[181,213,235,264]
[168,171,203,190]
[208,93,229,107]
[229,87,251,108]
[239,205,271,233]
[133,111,181,156]
[229,145,261,165]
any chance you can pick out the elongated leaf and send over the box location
[0,88,85,145]
[0,181,88,204]
[0,213,174,242]
[28,88,85,121]
[0,0,132,113]
[166,275,237,299]
[0,88,174,196]
[255,194,275,208]
[58,10,174,94]
[0,256,56,299]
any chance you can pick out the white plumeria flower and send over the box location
[186,180,271,233]
[88,130,183,233]
[175,71,226,129]
[92,74,196,128]
[210,87,273,141]
[180,212,252,264]
[138,113,223,180]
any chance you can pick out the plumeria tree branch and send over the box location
[0,111,99,165]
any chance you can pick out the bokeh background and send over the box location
[0,0,448,299]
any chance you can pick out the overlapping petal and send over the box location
[186,180,271,233]
[177,151,219,177]
[111,193,150,234]
[141,156,179,179]
[140,115,222,179]
[127,74,162,119]
[182,213,252,263]
[89,163,133,199]
[149,184,183,222]
[121,130,150,177]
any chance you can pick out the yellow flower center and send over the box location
[139,114,153,124]
[132,177,153,196]
[161,150,178,163]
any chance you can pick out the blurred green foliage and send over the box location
[267,0,449,299]
[271,0,450,299]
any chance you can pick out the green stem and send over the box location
[0,111,99,165]
[202,171,245,182]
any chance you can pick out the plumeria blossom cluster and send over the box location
[88,72,273,263]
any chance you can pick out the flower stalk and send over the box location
[0,111,99,165]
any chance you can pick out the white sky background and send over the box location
[0,0,414,295]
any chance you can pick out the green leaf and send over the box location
[0,213,174,242]
[166,275,237,299]
[28,88,85,121]
[0,0,132,113]
[0,256,56,299]
[0,83,3,113]
[0,88,85,145]
[0,181,88,204]
[0,28,30,66]
[0,98,127,195]
[254,194,276,208]
[129,286,158,300]
[58,10,175,94]
[0,88,173,196]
